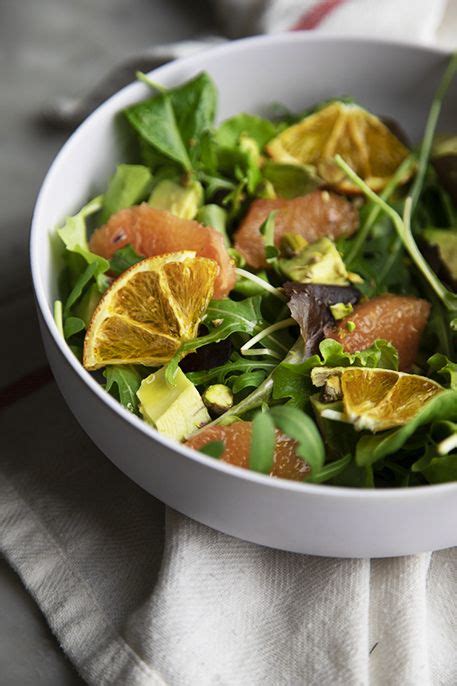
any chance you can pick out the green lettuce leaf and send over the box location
[57,195,109,291]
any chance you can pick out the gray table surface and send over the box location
[0,1,215,683]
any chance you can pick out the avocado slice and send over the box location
[279,237,352,285]
[137,366,210,441]
[148,179,203,220]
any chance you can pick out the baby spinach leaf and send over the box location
[109,245,144,275]
[417,453,457,484]
[169,72,217,153]
[248,411,276,474]
[310,453,352,483]
[196,204,229,246]
[198,440,225,459]
[63,316,85,339]
[269,405,325,476]
[103,365,142,414]
[100,164,152,223]
[215,113,277,149]
[125,95,192,170]
[262,161,321,198]
[356,390,457,467]
[125,72,217,171]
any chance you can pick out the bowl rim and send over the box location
[31,31,457,500]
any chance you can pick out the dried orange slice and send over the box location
[312,367,443,432]
[266,102,412,194]
[83,251,217,370]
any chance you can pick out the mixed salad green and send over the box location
[54,54,457,488]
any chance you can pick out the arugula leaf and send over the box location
[269,405,325,476]
[215,113,277,149]
[428,353,457,389]
[356,390,457,467]
[186,353,275,388]
[230,369,268,394]
[103,365,142,414]
[248,412,276,474]
[166,296,266,383]
[64,261,101,313]
[100,164,152,223]
[109,245,144,275]
[198,440,225,459]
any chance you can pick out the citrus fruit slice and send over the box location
[185,421,310,481]
[89,204,236,299]
[312,367,443,432]
[233,190,359,269]
[266,102,412,194]
[83,251,217,370]
[325,294,430,371]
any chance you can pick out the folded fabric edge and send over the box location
[0,471,166,686]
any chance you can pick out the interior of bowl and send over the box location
[31,33,457,495]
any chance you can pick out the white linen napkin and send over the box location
[2,2,457,685]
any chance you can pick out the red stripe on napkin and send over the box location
[291,0,346,30]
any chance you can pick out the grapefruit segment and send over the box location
[325,294,431,371]
[233,190,359,269]
[89,204,236,299]
[185,420,310,481]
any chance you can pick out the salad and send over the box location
[54,54,457,489]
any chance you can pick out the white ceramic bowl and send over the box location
[31,34,457,558]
